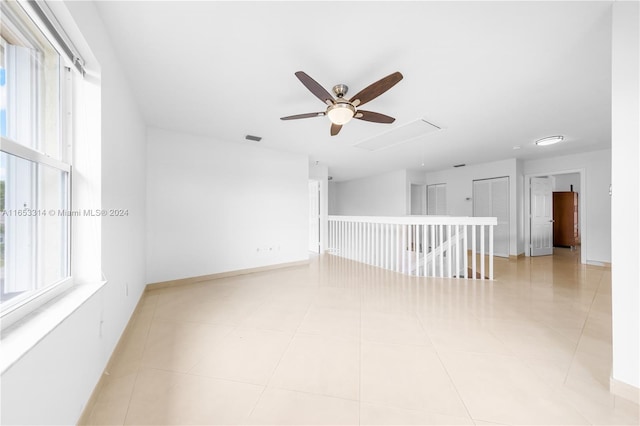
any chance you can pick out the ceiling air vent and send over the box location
[245,135,262,142]
[453,164,466,168]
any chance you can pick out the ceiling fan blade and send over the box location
[354,110,396,124]
[349,72,403,107]
[330,123,342,136]
[295,71,335,105]
[280,112,325,120]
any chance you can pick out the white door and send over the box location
[427,183,447,215]
[308,180,320,253]
[473,177,509,258]
[530,177,553,256]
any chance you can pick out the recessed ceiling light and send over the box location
[513,146,521,150]
[535,136,564,146]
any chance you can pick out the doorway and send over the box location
[525,170,586,264]
[410,184,426,215]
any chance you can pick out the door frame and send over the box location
[524,168,586,264]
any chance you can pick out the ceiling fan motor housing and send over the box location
[332,84,349,98]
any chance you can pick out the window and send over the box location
[1,0,76,325]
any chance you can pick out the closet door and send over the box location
[427,183,446,215]
[473,177,509,257]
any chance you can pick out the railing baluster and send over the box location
[463,224,468,278]
[472,224,477,280]
[431,224,436,277]
[422,224,427,277]
[480,225,485,280]
[365,222,369,265]
[383,224,388,270]
[439,224,444,278]
[376,223,381,268]
[447,224,452,278]
[393,224,398,272]
[489,225,494,280]
[455,225,460,278]
[395,224,400,272]
[402,224,407,274]
[413,225,420,276]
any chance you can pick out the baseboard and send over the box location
[145,259,311,291]
[587,260,612,269]
[509,253,525,260]
[610,377,640,405]
[77,291,147,425]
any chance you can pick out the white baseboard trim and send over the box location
[586,260,612,268]
[145,259,311,291]
[610,377,640,405]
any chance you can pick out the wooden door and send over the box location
[553,192,579,247]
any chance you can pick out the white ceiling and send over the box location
[94,1,613,182]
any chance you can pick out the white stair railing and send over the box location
[328,216,498,280]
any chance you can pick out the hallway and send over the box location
[80,254,638,425]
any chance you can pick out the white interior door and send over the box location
[308,180,320,253]
[427,183,447,215]
[530,177,553,256]
[473,177,509,258]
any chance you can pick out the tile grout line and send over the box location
[561,269,604,387]
[414,309,476,424]
[245,287,316,419]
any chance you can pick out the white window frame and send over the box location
[0,0,81,329]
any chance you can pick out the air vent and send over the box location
[353,118,440,151]
[453,164,466,168]
[245,135,262,142]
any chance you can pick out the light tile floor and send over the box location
[80,249,639,425]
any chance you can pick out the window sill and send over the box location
[0,281,107,375]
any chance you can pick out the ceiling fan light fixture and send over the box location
[535,135,564,146]
[327,103,356,125]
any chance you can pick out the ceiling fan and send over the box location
[280,71,403,136]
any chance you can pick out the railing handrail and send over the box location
[328,215,497,226]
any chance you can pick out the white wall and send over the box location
[554,173,581,193]
[328,180,339,215]
[0,2,148,424]
[515,160,525,254]
[524,149,611,264]
[611,0,639,391]
[424,158,520,256]
[332,169,408,216]
[146,127,308,283]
